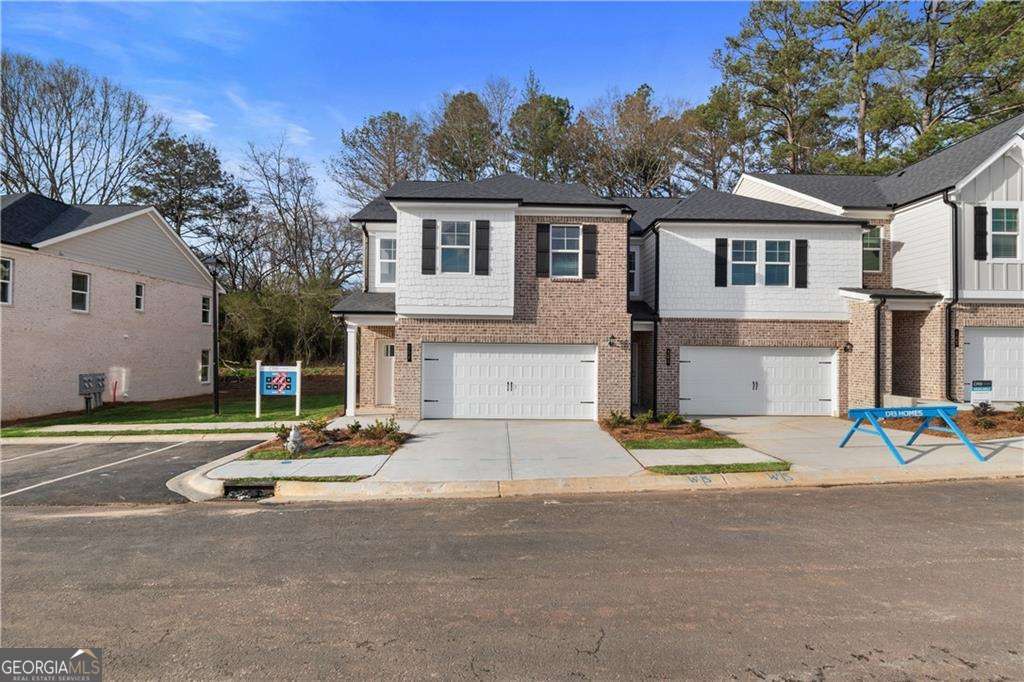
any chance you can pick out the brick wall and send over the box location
[847,301,879,410]
[655,318,850,415]
[890,305,946,399]
[357,326,395,408]
[951,303,1024,401]
[393,214,631,420]
[862,218,893,289]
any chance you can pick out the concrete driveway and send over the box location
[702,416,1023,472]
[375,420,643,482]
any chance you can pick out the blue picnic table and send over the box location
[839,405,985,465]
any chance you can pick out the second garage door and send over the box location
[679,346,836,416]
[421,343,597,419]
[964,327,1024,403]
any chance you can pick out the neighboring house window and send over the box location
[378,237,397,284]
[0,257,11,305]
[134,283,145,311]
[199,349,211,383]
[551,225,581,278]
[765,240,791,286]
[71,272,90,312]
[439,221,471,273]
[991,207,1019,259]
[628,245,639,295]
[730,240,756,285]
[863,227,882,272]
[201,296,211,324]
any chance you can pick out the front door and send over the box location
[376,340,396,405]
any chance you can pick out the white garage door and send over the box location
[421,343,597,419]
[964,327,1024,403]
[679,346,836,416]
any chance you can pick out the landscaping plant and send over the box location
[973,401,996,417]
[1013,402,1024,421]
[347,419,362,435]
[274,423,290,441]
[302,415,330,436]
[604,411,631,428]
[975,416,996,430]
[660,411,684,428]
[634,409,654,430]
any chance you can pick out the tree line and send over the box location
[2,0,1021,365]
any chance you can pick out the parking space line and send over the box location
[1,442,86,463]
[0,442,187,499]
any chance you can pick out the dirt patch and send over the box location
[883,411,1024,440]
[252,422,408,456]
[601,420,731,445]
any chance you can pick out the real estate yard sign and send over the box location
[255,360,302,418]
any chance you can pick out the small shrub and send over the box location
[323,428,346,443]
[689,418,703,430]
[302,415,330,435]
[973,401,996,417]
[1012,402,1024,421]
[634,409,654,429]
[604,411,631,428]
[347,419,362,435]
[364,417,399,440]
[386,431,406,444]
[975,416,996,430]
[660,411,684,428]
[274,423,290,441]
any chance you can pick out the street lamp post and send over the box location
[203,254,225,415]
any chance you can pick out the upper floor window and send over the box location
[199,349,211,383]
[71,272,90,312]
[991,207,1019,259]
[730,240,756,285]
[440,221,471,273]
[765,240,791,286]
[378,237,397,284]
[134,283,145,311]
[201,296,211,324]
[863,227,882,272]
[551,225,581,278]
[0,257,12,305]
[628,245,639,295]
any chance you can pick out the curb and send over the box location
[261,465,1023,503]
[166,442,269,502]
[2,433,272,445]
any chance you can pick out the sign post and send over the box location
[255,361,302,418]
[839,405,985,465]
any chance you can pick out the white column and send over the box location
[345,322,358,417]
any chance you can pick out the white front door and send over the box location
[679,346,836,416]
[964,327,1024,403]
[421,343,597,419]
[376,340,396,405]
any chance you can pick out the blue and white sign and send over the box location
[255,361,302,417]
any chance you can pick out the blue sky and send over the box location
[2,1,750,211]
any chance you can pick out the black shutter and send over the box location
[475,220,490,275]
[421,219,436,275]
[714,238,728,287]
[582,225,598,278]
[795,239,808,288]
[536,224,550,277]
[974,206,988,261]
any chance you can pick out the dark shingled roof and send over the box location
[839,287,942,300]
[749,112,1024,208]
[615,196,685,235]
[2,192,147,247]
[660,188,863,224]
[351,194,396,222]
[628,299,657,321]
[331,291,395,314]
[383,173,626,208]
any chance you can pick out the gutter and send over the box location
[874,296,885,408]
[652,226,660,415]
[360,223,369,294]
[941,190,960,402]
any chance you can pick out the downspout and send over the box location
[874,295,886,408]
[361,223,370,293]
[941,190,959,402]
[652,225,660,416]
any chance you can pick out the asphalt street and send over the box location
[0,440,262,505]
[2,479,1021,680]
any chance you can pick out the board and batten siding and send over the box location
[890,195,953,296]
[41,212,210,289]
[733,176,839,213]
[958,150,1024,297]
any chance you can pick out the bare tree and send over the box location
[1,51,168,203]
[481,76,518,174]
[326,111,426,207]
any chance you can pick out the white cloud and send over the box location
[175,109,216,133]
[226,86,312,146]
[285,123,313,147]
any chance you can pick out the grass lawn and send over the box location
[648,461,791,475]
[226,475,366,485]
[624,436,743,449]
[245,444,390,460]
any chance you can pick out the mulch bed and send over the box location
[601,421,730,444]
[881,411,1024,441]
[251,424,409,455]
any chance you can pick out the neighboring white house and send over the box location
[1,192,219,420]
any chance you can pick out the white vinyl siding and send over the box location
[733,175,841,213]
[890,195,953,296]
[71,271,90,312]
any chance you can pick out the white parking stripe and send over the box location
[0,442,187,499]
[1,442,86,463]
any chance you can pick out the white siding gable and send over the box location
[395,204,515,317]
[733,175,842,213]
[890,195,952,295]
[658,223,861,320]
[366,223,397,293]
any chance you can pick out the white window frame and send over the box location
[862,226,883,273]
[134,282,145,312]
[764,239,793,287]
[201,296,211,325]
[199,349,211,384]
[438,220,473,274]
[550,224,582,279]
[0,257,12,305]
[729,239,758,286]
[375,235,397,286]
[628,244,639,296]
[71,271,91,313]
[988,201,1022,262]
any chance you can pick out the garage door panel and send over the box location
[422,343,597,419]
[964,327,1024,402]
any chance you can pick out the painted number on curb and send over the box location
[766,472,794,483]
[687,475,715,486]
